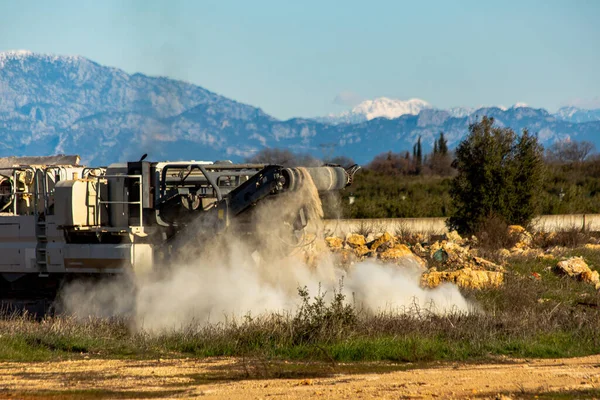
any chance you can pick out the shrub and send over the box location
[448,116,544,234]
[292,282,356,344]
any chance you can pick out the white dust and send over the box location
[61,167,471,330]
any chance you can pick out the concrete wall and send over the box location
[323,218,446,237]
[323,214,600,236]
[529,214,600,232]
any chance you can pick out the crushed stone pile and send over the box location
[324,223,600,292]
[325,231,427,269]
[324,230,503,290]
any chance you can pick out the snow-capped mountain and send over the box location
[1,50,600,165]
[554,106,600,123]
[351,97,432,120]
[316,97,432,125]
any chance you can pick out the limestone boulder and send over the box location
[473,256,505,272]
[379,244,412,259]
[411,242,428,258]
[325,236,343,250]
[345,233,366,248]
[548,246,568,257]
[421,268,504,290]
[368,232,395,252]
[378,244,427,269]
[554,257,600,286]
[507,225,533,249]
[353,245,371,258]
[444,230,464,244]
[507,225,526,235]
[497,248,511,260]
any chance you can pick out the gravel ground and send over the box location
[1,355,600,399]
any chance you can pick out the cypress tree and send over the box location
[438,132,448,155]
[416,136,423,175]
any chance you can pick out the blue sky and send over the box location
[0,0,598,119]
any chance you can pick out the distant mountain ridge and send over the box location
[554,106,600,123]
[1,50,599,165]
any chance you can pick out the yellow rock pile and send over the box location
[324,225,600,291]
[422,239,504,290]
[325,230,503,290]
[325,232,427,269]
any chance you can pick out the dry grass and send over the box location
[532,224,599,248]
[474,215,520,251]
[393,221,443,246]
[2,256,600,364]
[355,221,375,237]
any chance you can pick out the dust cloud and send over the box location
[61,168,471,331]
[131,256,469,331]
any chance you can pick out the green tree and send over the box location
[510,129,545,223]
[448,117,544,234]
[415,136,423,175]
[438,132,448,155]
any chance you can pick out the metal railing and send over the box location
[0,166,69,216]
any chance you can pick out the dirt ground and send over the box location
[1,355,600,399]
